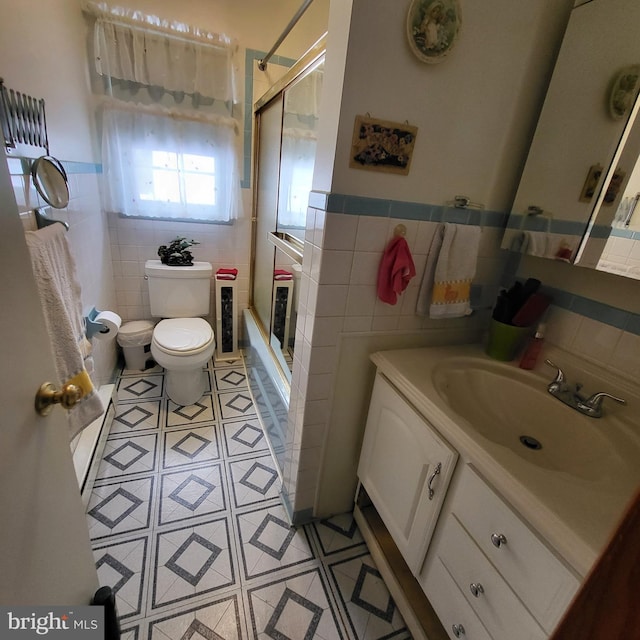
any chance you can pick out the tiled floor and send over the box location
[85,356,411,640]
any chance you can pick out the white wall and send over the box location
[0,0,117,387]
[330,0,573,211]
[0,0,97,162]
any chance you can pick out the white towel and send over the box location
[428,223,481,319]
[511,231,550,257]
[25,225,103,439]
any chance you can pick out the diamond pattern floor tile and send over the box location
[117,375,164,402]
[152,517,235,609]
[312,512,366,556]
[213,368,247,391]
[147,594,243,640]
[85,355,405,640]
[236,504,315,580]
[87,477,154,540]
[166,394,215,428]
[221,418,268,458]
[217,391,256,420]
[111,401,161,435]
[228,454,280,508]
[247,568,346,640]
[93,536,148,621]
[162,425,219,470]
[328,552,410,640]
[158,464,226,525]
[96,434,158,481]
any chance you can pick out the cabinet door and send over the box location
[358,374,457,574]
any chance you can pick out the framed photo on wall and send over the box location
[349,115,418,176]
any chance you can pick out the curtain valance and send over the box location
[85,1,237,104]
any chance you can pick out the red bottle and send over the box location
[519,323,545,370]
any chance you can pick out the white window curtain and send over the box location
[277,129,317,229]
[284,69,323,119]
[86,1,237,104]
[102,102,239,222]
[84,2,241,222]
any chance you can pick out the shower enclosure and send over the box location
[244,38,325,481]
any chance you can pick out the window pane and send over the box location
[184,173,216,205]
[143,169,181,203]
[183,153,215,173]
[152,150,178,169]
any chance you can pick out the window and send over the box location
[137,150,216,206]
[86,2,240,222]
[101,102,238,222]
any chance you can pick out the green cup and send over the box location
[485,319,532,361]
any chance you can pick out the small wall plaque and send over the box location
[349,115,418,176]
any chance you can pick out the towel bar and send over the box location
[34,207,69,230]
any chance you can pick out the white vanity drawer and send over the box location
[436,515,546,640]
[450,465,579,633]
[423,555,493,640]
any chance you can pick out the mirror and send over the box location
[31,155,69,208]
[276,64,323,243]
[502,0,640,278]
[251,46,324,377]
[589,102,640,280]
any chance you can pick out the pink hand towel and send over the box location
[377,236,416,305]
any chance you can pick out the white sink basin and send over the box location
[431,358,621,480]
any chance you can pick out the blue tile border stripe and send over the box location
[8,155,102,175]
[545,285,640,334]
[312,190,640,336]
[611,227,640,240]
[315,190,509,229]
[316,185,494,225]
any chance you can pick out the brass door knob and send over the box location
[35,382,83,416]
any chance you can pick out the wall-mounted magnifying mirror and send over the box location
[502,0,640,280]
[31,155,69,208]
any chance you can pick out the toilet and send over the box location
[145,260,215,406]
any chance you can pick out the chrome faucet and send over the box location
[544,360,626,418]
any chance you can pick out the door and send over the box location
[358,374,458,575]
[0,152,98,604]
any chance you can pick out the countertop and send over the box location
[370,343,640,577]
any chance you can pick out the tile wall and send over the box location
[281,191,640,521]
[107,214,252,327]
[284,196,508,519]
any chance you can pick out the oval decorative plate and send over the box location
[609,65,640,120]
[406,0,462,64]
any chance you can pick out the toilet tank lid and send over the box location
[145,260,212,278]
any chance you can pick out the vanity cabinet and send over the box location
[357,364,581,640]
[420,464,580,640]
[357,373,458,574]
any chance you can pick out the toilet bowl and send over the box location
[151,317,215,406]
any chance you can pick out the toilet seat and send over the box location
[153,318,214,356]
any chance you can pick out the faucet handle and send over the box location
[583,392,626,412]
[544,359,565,385]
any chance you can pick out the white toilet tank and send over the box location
[145,260,212,318]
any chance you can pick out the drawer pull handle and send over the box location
[452,623,465,637]
[490,532,507,548]
[469,582,484,598]
[427,462,442,500]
